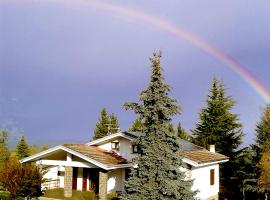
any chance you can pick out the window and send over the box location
[132,145,138,153]
[125,168,131,180]
[111,142,119,150]
[210,169,215,186]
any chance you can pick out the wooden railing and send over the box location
[42,179,60,190]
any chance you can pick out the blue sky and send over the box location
[1,0,270,146]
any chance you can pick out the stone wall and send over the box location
[64,166,73,197]
[207,193,219,200]
[99,170,108,200]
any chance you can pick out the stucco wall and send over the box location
[191,164,219,200]
[42,166,65,189]
[107,168,125,193]
[98,138,136,161]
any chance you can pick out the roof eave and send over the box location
[182,158,229,167]
[21,145,110,170]
[86,132,135,146]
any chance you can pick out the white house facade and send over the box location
[21,131,228,200]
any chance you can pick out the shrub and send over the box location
[0,158,43,199]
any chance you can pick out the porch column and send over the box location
[99,170,108,200]
[64,153,73,198]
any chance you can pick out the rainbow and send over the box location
[10,0,270,102]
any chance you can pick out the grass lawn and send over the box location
[43,188,97,200]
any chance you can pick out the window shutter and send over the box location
[210,169,215,185]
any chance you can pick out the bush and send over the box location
[107,192,119,200]
[0,191,10,199]
[0,158,43,199]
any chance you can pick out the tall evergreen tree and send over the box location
[253,105,270,163]
[92,108,110,140]
[191,77,244,199]
[128,118,144,132]
[191,78,243,156]
[246,105,270,199]
[121,52,195,200]
[257,138,270,198]
[0,129,10,164]
[109,113,120,133]
[16,136,30,160]
[176,123,190,141]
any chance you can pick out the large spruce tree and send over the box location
[121,52,195,200]
[192,78,243,156]
[191,77,244,199]
[16,136,30,160]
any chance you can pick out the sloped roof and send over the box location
[63,144,127,165]
[184,150,228,164]
[87,131,228,166]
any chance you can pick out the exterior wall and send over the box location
[41,165,65,189]
[98,142,112,151]
[191,164,219,200]
[98,138,136,161]
[77,168,83,191]
[107,169,125,193]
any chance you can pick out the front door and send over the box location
[89,169,99,194]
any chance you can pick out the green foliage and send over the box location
[121,52,195,200]
[29,145,49,155]
[192,78,243,155]
[245,105,270,198]
[92,108,120,140]
[257,138,270,193]
[93,108,110,140]
[166,123,175,134]
[109,113,120,133]
[16,136,30,160]
[128,118,144,132]
[253,105,270,163]
[176,123,190,141]
[0,129,10,165]
[191,77,244,199]
[0,157,44,199]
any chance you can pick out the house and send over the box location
[21,131,228,200]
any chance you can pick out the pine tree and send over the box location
[128,118,144,132]
[191,77,244,199]
[0,129,10,164]
[121,52,195,200]
[253,105,270,163]
[192,78,243,156]
[16,136,30,160]
[109,113,120,133]
[92,108,110,140]
[176,123,190,141]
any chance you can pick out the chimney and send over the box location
[209,145,215,153]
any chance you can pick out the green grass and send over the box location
[43,188,97,200]
[0,191,10,199]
